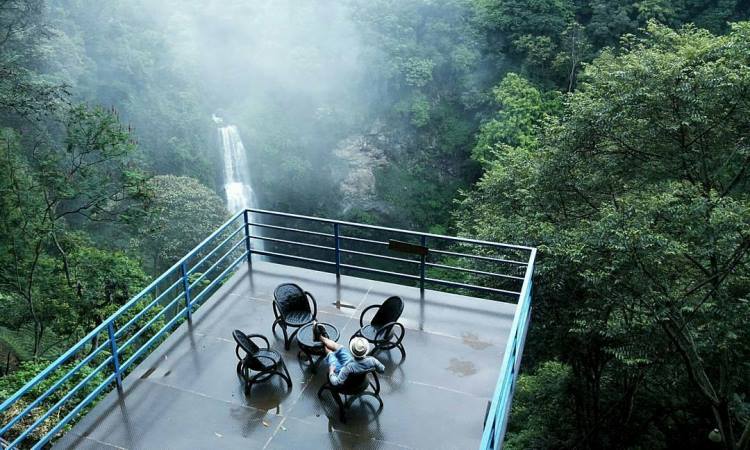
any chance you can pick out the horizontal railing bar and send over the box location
[121,211,243,310]
[250,249,517,296]
[186,223,245,276]
[340,236,525,268]
[9,355,113,447]
[27,252,247,446]
[424,277,521,297]
[0,211,245,414]
[429,248,528,266]
[115,277,183,339]
[120,304,189,373]
[0,335,110,436]
[250,249,336,267]
[119,292,184,353]
[340,263,421,281]
[246,222,333,239]
[180,210,245,267]
[343,233,528,274]
[189,251,248,306]
[425,263,525,281]
[340,248,419,265]
[34,372,116,449]
[247,208,535,251]
[0,321,114,415]
[250,235,334,252]
[0,321,110,415]
[251,250,419,285]
[189,239,246,290]
[338,235,388,246]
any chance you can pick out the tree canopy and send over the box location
[138,175,228,272]
[1,1,749,448]
[459,22,750,449]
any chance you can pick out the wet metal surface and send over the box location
[55,261,516,450]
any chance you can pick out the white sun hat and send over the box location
[349,337,370,359]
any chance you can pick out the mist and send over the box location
[40,0,488,227]
[158,1,364,109]
[5,2,750,447]
[144,0,370,213]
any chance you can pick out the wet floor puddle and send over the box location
[446,358,477,377]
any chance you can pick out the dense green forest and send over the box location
[1,0,749,448]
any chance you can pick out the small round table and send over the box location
[296,322,340,373]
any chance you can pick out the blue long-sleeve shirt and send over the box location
[326,348,385,386]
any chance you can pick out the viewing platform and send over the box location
[0,210,535,450]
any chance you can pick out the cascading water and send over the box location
[213,114,259,213]
[213,114,263,253]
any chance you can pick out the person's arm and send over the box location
[370,357,385,373]
[329,364,349,386]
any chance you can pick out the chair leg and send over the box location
[371,372,381,396]
[238,363,250,394]
[389,329,406,360]
[358,391,384,410]
[372,392,384,409]
[244,374,255,396]
[281,324,290,350]
[318,384,347,423]
[333,392,347,423]
[363,374,384,411]
[362,397,383,417]
[372,336,405,360]
[272,319,292,350]
[287,327,302,350]
[280,361,293,389]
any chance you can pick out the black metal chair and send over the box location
[232,330,292,395]
[272,283,318,350]
[352,296,406,359]
[317,368,383,423]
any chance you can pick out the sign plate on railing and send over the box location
[388,239,428,256]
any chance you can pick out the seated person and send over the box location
[313,321,385,385]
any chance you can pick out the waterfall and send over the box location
[213,114,263,253]
[214,115,259,213]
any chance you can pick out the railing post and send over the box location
[180,262,192,320]
[243,209,252,267]
[419,235,426,291]
[107,322,122,389]
[334,223,341,277]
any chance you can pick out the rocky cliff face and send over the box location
[334,132,390,215]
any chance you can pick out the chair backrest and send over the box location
[337,369,374,395]
[233,330,270,371]
[274,283,310,314]
[233,329,259,355]
[371,296,404,328]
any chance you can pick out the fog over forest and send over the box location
[51,1,376,218]
[1,0,749,449]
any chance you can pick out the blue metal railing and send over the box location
[0,208,535,449]
[479,249,536,450]
[244,208,532,300]
[0,210,249,449]
[244,208,536,450]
